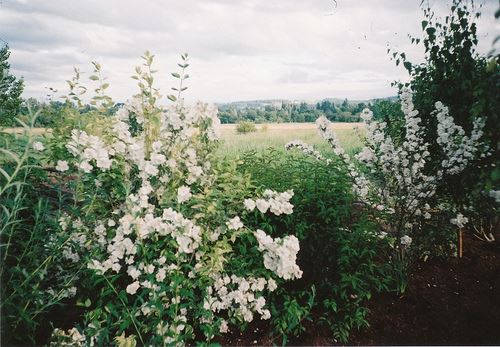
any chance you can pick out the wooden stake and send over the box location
[458,228,463,258]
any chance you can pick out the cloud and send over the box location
[1,0,498,103]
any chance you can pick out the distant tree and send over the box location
[299,101,309,113]
[0,45,24,127]
[352,102,367,114]
[340,98,349,112]
[316,100,337,120]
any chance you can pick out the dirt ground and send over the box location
[349,233,500,346]
[218,232,500,346]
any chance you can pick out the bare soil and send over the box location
[218,232,500,346]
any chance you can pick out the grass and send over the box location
[1,128,49,135]
[217,122,364,158]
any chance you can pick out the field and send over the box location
[218,122,364,157]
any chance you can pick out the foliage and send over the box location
[0,111,82,345]
[0,45,24,127]
[239,149,392,343]
[370,99,405,144]
[235,121,257,134]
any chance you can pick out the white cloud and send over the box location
[1,0,498,103]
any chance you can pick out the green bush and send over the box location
[239,149,392,343]
[235,121,257,134]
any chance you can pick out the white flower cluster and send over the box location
[50,327,86,346]
[285,140,331,164]
[55,160,69,172]
[244,189,294,215]
[313,116,370,198]
[177,185,192,203]
[66,130,113,172]
[400,235,413,247]
[88,206,205,276]
[254,229,302,280]
[450,213,469,229]
[489,190,500,203]
[204,275,276,323]
[435,101,486,175]
[33,141,45,151]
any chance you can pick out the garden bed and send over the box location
[218,232,500,346]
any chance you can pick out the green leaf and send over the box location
[426,27,436,36]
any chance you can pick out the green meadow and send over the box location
[217,122,364,158]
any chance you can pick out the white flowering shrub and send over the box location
[48,52,301,345]
[287,87,488,257]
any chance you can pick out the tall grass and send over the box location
[218,125,364,158]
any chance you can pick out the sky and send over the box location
[1,0,498,103]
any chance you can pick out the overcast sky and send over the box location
[1,0,498,103]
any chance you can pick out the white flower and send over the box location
[177,186,192,203]
[156,268,166,282]
[255,199,270,213]
[127,266,140,280]
[55,160,69,172]
[33,141,44,151]
[488,190,500,204]
[400,235,412,246]
[226,216,244,230]
[244,199,256,211]
[450,213,468,229]
[254,229,302,280]
[267,278,277,292]
[261,309,271,320]
[78,161,93,173]
[219,319,229,333]
[126,281,140,295]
